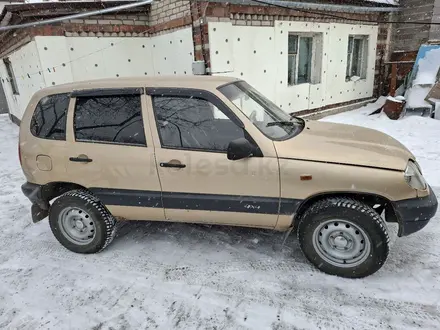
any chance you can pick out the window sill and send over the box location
[287,82,317,87]
[345,77,367,83]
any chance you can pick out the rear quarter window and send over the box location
[30,93,70,140]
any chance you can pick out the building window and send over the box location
[3,58,19,95]
[346,35,369,81]
[288,34,322,86]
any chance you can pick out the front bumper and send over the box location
[394,185,438,236]
[21,182,49,223]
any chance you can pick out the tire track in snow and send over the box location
[192,272,440,328]
[0,256,378,330]
[0,236,317,279]
[1,236,439,328]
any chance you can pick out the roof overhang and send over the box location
[0,1,150,27]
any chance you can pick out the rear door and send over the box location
[146,88,281,228]
[65,88,165,221]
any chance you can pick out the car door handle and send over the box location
[69,156,93,163]
[160,162,186,168]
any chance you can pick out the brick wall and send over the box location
[0,29,32,58]
[204,3,381,26]
[393,0,435,52]
[376,20,392,96]
[149,0,190,26]
[30,10,151,37]
[35,22,150,38]
[190,2,210,71]
[429,0,440,41]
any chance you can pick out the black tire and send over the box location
[49,190,116,254]
[297,197,389,278]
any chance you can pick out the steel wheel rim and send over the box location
[312,219,371,268]
[58,207,95,245]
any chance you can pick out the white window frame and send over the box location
[346,35,369,81]
[288,33,322,86]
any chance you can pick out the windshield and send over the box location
[218,81,304,140]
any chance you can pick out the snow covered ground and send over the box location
[1,104,440,329]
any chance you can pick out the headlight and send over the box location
[404,161,427,190]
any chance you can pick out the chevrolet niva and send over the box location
[19,76,437,278]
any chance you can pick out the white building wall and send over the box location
[0,41,46,120]
[209,21,378,113]
[0,27,194,120]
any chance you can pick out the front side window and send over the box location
[346,35,369,80]
[152,96,244,152]
[3,58,19,95]
[30,93,70,140]
[74,95,146,146]
[219,81,304,141]
[288,34,322,85]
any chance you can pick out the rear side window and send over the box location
[74,95,146,146]
[30,93,70,140]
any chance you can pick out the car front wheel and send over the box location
[297,197,390,278]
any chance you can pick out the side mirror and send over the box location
[227,138,254,160]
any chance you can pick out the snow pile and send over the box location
[387,95,405,103]
[413,48,440,86]
[405,48,440,109]
[406,85,432,108]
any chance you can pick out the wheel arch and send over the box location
[294,191,400,228]
[41,181,90,205]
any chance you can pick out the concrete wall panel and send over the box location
[0,28,194,120]
[0,41,45,119]
[209,21,378,113]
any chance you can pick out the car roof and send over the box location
[39,75,240,95]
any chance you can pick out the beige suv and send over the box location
[19,76,437,278]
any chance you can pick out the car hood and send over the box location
[274,121,414,171]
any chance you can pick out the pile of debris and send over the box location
[381,44,440,120]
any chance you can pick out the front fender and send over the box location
[279,159,417,202]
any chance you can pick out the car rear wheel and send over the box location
[297,197,390,278]
[49,190,116,254]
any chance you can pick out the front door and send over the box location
[66,88,165,221]
[147,88,280,228]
